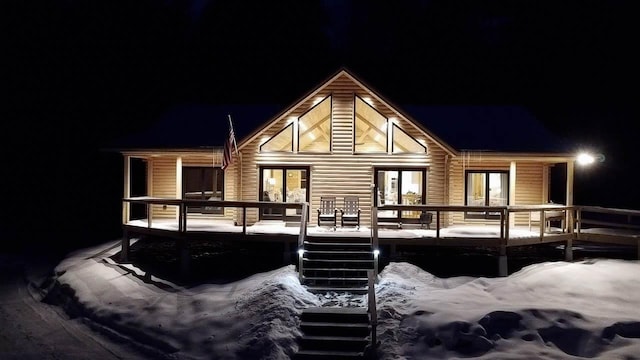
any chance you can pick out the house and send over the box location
[115,68,581,231]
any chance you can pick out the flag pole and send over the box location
[228,114,239,155]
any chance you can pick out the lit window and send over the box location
[392,124,426,153]
[298,96,331,152]
[355,96,387,152]
[260,123,293,152]
[465,170,509,219]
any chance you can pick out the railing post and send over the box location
[243,206,247,235]
[367,270,377,351]
[371,206,379,276]
[436,210,440,238]
[297,203,308,281]
[147,203,152,228]
[500,210,504,240]
[539,210,545,239]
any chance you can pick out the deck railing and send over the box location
[123,197,308,235]
[367,270,377,351]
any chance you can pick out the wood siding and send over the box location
[148,153,236,221]
[150,156,177,219]
[448,157,547,226]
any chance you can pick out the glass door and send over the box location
[376,168,426,223]
[260,167,309,221]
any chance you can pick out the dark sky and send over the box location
[4,0,638,248]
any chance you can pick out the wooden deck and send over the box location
[121,198,640,277]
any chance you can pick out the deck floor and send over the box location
[125,218,562,240]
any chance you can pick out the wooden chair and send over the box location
[317,196,337,229]
[341,196,361,229]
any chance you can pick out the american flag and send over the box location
[222,115,237,171]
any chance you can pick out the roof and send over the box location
[401,105,574,153]
[109,70,574,154]
[109,103,282,151]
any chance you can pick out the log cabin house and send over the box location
[117,68,580,231]
[115,68,640,279]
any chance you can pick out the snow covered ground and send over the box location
[36,239,640,359]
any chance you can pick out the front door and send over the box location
[260,166,309,221]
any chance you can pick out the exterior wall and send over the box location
[148,153,236,221]
[239,73,449,226]
[448,156,547,226]
[150,156,177,219]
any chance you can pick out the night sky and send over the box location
[4,0,638,251]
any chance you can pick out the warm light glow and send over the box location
[577,153,595,166]
[362,97,374,106]
[268,178,276,185]
[287,116,296,125]
[312,97,323,106]
[373,249,380,257]
[298,249,305,256]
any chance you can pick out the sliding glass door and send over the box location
[465,170,509,219]
[375,168,426,223]
[260,166,309,221]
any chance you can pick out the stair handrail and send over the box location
[367,269,377,351]
[298,202,308,281]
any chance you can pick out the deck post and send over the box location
[637,239,640,260]
[121,231,130,262]
[565,236,573,261]
[499,208,509,276]
[436,210,440,238]
[498,246,508,277]
[243,206,247,234]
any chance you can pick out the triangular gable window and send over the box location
[392,124,427,153]
[354,96,387,153]
[260,123,293,152]
[298,96,331,152]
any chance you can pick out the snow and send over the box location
[38,239,640,359]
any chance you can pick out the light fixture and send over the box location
[298,249,305,256]
[576,152,604,166]
[373,249,380,257]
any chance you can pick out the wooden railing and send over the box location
[367,270,377,351]
[576,206,640,234]
[123,197,308,235]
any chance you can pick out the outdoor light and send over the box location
[576,152,604,166]
[373,249,380,257]
[298,249,305,256]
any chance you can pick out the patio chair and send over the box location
[317,196,337,229]
[419,211,433,229]
[341,196,361,229]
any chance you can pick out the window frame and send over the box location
[182,166,225,215]
[464,170,509,220]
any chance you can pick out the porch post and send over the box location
[498,246,508,277]
[123,155,131,225]
[176,156,183,223]
[509,161,516,228]
[566,161,575,232]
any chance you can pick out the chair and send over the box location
[317,196,337,229]
[419,211,433,229]
[341,196,361,229]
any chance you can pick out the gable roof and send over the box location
[109,103,282,151]
[236,67,457,156]
[110,68,574,156]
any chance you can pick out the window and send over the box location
[375,168,426,222]
[392,124,426,153]
[260,166,309,221]
[465,170,509,219]
[355,96,387,153]
[260,123,293,152]
[182,167,224,214]
[298,96,331,152]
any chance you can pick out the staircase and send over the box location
[295,235,377,359]
[294,307,373,360]
[299,236,374,294]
